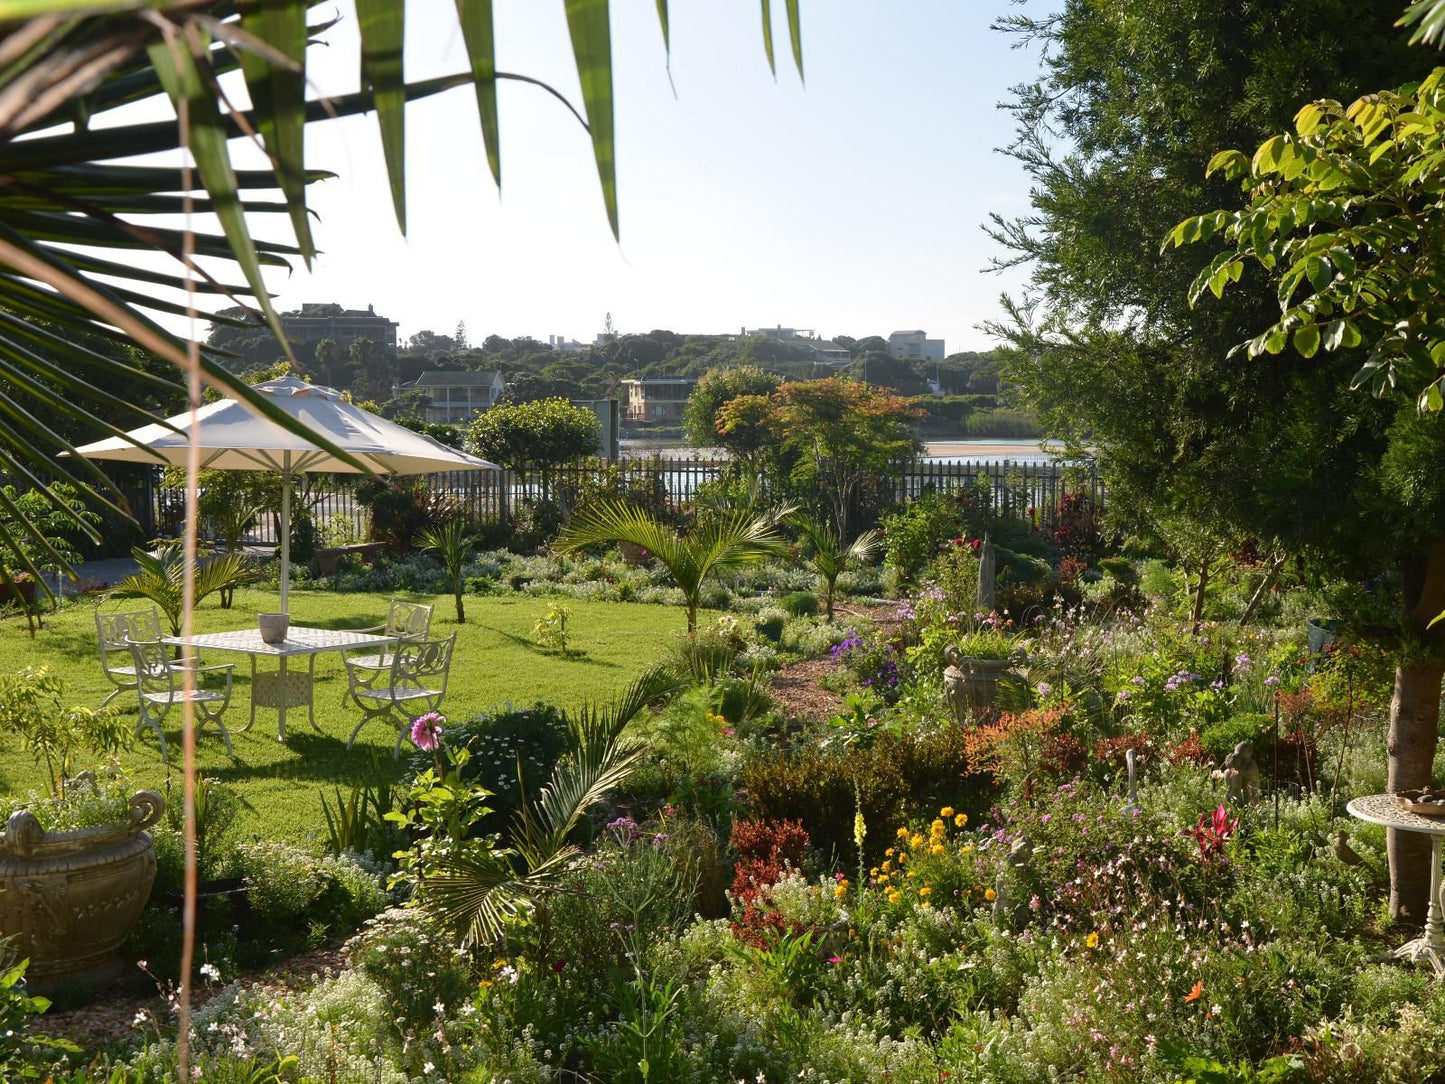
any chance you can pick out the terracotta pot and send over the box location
[0,790,164,995]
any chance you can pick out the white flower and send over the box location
[434,1000,446,1015]
[132,1011,149,1027]
[423,1062,436,1075]
[199,962,221,982]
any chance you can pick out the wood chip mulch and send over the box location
[43,946,348,1050]
[769,655,847,722]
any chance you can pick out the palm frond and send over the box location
[0,1,800,584]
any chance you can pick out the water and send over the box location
[616,437,1069,465]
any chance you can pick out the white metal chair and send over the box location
[344,632,456,758]
[95,606,165,707]
[340,599,435,707]
[127,638,236,761]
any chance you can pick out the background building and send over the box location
[620,377,697,423]
[396,370,506,424]
[887,330,945,362]
[280,303,399,356]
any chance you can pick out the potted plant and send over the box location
[944,627,1027,720]
[0,668,163,996]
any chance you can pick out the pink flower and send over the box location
[411,712,445,751]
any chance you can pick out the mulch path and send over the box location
[769,655,846,722]
[43,946,348,1050]
[767,601,900,723]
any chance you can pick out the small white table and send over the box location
[1348,793,1445,974]
[162,626,399,740]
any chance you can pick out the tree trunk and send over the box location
[1388,539,1445,923]
[1190,560,1211,633]
[1239,551,1285,626]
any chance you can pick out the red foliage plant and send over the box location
[1188,803,1238,862]
[1168,730,1211,767]
[728,818,810,947]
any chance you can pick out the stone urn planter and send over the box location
[0,790,164,995]
[944,646,1017,722]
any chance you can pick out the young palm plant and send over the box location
[415,520,474,624]
[556,501,791,635]
[418,664,688,946]
[110,540,261,639]
[790,513,880,620]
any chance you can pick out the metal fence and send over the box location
[136,455,1101,547]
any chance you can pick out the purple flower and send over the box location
[1265,675,1281,687]
[1116,690,1131,703]
[1130,676,1145,686]
[1234,653,1252,667]
[1037,682,1053,698]
[410,712,444,751]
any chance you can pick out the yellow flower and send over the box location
[884,847,895,857]
[920,900,932,909]
[834,883,848,899]
[877,874,890,885]
[870,867,879,877]
[881,860,892,872]
[910,833,925,849]
[1086,931,1100,949]
[919,885,933,897]
[886,889,902,904]
[930,819,946,837]
[896,826,910,839]
[960,844,975,855]
[898,853,908,865]
[954,813,968,828]
[941,806,955,818]
[906,870,916,879]
[984,887,997,901]
[930,844,945,856]
[479,979,493,988]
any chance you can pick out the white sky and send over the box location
[193,2,1046,352]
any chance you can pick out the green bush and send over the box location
[1200,712,1272,759]
[740,726,982,864]
[781,590,820,617]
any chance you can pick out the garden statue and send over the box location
[1121,747,1142,814]
[1223,740,1261,803]
[977,535,996,610]
[993,833,1032,928]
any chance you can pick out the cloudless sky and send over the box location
[266,2,1046,353]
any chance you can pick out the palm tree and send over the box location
[790,513,879,620]
[415,520,474,624]
[418,664,687,946]
[0,2,803,583]
[556,501,790,635]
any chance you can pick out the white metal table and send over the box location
[1348,793,1445,974]
[161,626,399,740]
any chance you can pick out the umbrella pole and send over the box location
[280,470,291,612]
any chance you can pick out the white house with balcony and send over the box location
[396,370,506,424]
[887,330,945,362]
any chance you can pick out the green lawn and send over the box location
[0,588,691,842]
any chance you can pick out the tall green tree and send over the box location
[349,336,393,402]
[684,365,784,452]
[1169,69,1445,920]
[313,338,342,388]
[990,0,1437,918]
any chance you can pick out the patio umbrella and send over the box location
[72,376,498,609]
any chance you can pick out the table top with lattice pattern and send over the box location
[1348,793,1445,835]
[161,626,398,658]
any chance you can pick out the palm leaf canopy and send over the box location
[555,499,791,599]
[418,663,688,946]
[0,2,803,590]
